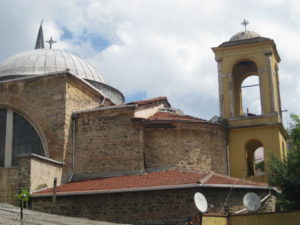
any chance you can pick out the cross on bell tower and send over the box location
[241,19,249,32]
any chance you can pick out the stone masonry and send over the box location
[74,106,144,178]
[31,187,274,225]
[144,122,227,174]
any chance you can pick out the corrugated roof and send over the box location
[33,170,267,196]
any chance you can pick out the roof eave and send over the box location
[31,183,274,198]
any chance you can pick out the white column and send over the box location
[216,57,224,117]
[265,51,275,112]
[258,71,265,115]
[4,109,13,167]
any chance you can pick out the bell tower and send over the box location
[212,22,287,182]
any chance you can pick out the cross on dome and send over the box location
[46,37,57,49]
[241,19,249,32]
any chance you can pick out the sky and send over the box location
[0,0,300,125]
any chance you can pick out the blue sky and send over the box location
[0,0,300,124]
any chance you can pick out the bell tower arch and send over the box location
[212,26,287,182]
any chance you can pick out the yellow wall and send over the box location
[203,216,228,225]
[203,211,300,225]
[228,125,285,180]
[212,38,287,180]
[213,41,280,118]
[229,211,300,225]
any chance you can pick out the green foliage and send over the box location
[268,114,300,210]
[255,160,264,171]
[15,188,30,203]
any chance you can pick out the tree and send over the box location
[15,188,30,225]
[268,114,300,210]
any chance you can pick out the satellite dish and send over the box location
[243,192,261,212]
[194,192,208,213]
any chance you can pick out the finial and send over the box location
[241,19,249,32]
[46,37,57,49]
[35,20,45,49]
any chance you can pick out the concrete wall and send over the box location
[229,125,285,181]
[144,123,228,174]
[31,188,272,225]
[0,167,18,204]
[74,107,144,179]
[18,154,63,192]
[229,211,300,225]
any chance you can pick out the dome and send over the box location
[0,48,125,104]
[229,30,260,42]
[0,48,106,84]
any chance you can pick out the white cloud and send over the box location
[0,0,300,120]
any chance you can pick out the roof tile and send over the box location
[127,97,169,106]
[147,112,206,122]
[33,170,267,196]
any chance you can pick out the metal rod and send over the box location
[241,84,259,88]
[52,178,57,214]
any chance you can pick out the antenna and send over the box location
[194,192,208,213]
[243,192,261,212]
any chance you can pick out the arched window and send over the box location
[241,76,261,115]
[232,60,262,117]
[245,139,264,176]
[0,109,44,167]
[254,147,264,176]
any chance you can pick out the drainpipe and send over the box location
[225,126,231,176]
[226,145,231,176]
[68,113,77,183]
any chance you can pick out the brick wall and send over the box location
[144,123,228,174]
[74,106,144,179]
[31,187,273,225]
[0,167,18,204]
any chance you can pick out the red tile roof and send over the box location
[128,96,170,106]
[33,170,268,196]
[147,112,207,123]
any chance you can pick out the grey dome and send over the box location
[229,30,260,41]
[0,49,106,84]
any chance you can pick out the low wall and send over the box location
[229,210,300,225]
[32,187,273,225]
[18,154,64,192]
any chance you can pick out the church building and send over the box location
[0,22,286,224]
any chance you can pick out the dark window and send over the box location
[0,109,6,167]
[12,113,44,166]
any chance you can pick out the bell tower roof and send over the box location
[229,30,261,41]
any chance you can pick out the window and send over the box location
[241,76,261,115]
[245,139,264,176]
[232,60,262,117]
[0,109,44,167]
[0,110,6,167]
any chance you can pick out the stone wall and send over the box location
[0,167,18,204]
[18,154,63,192]
[0,74,104,163]
[62,77,106,180]
[0,75,67,161]
[31,187,273,225]
[74,106,144,179]
[144,122,228,174]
